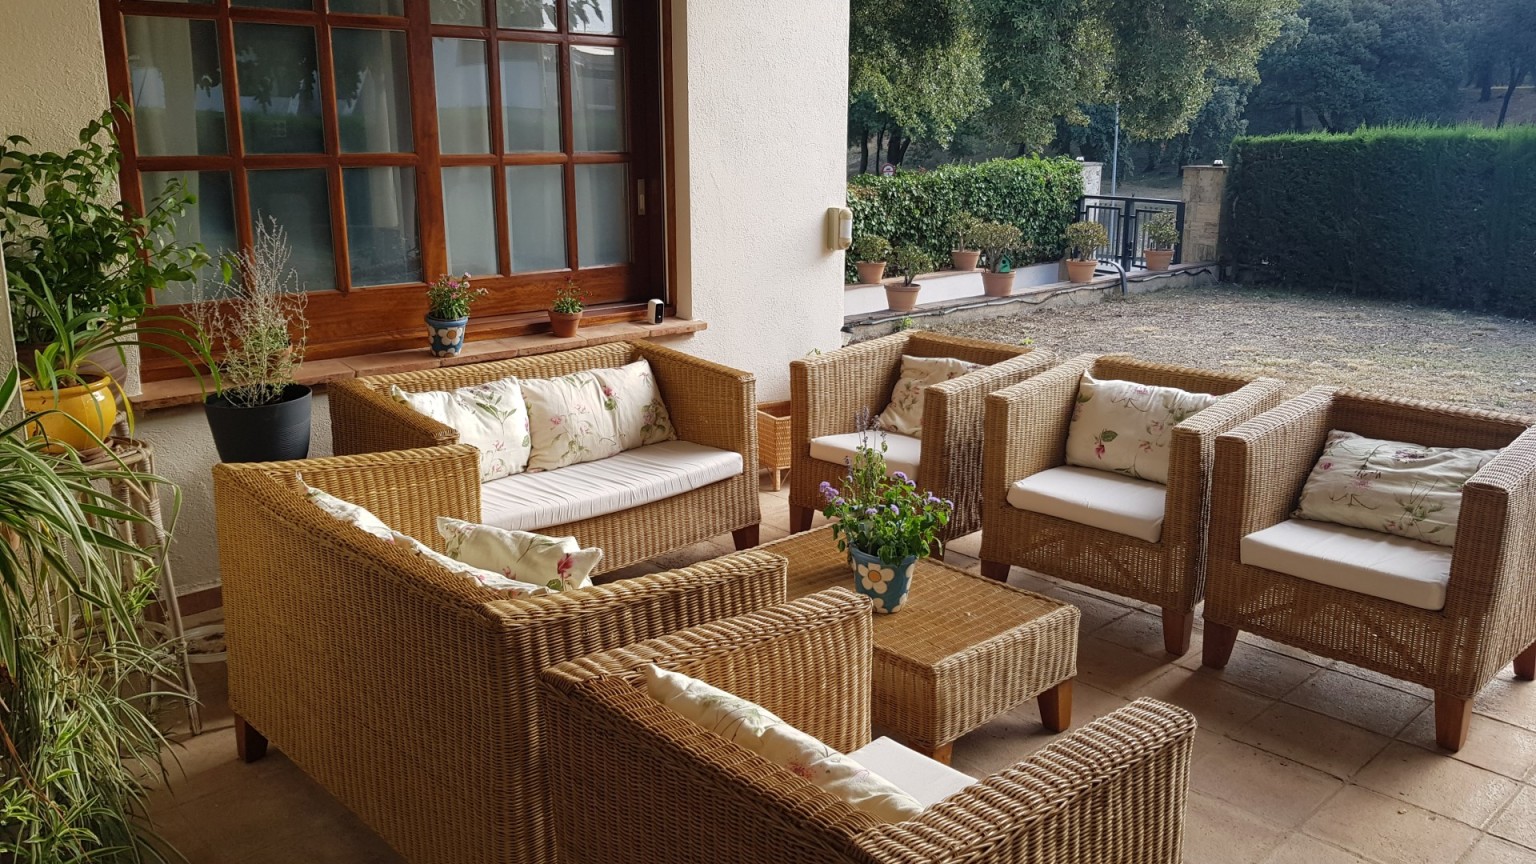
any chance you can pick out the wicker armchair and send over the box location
[788,332,1054,540]
[979,354,1284,655]
[328,340,761,572]
[540,588,1197,864]
[1202,387,1536,751]
[212,445,789,864]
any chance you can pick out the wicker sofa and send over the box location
[540,588,1197,864]
[211,445,789,864]
[788,332,1054,541]
[328,341,762,572]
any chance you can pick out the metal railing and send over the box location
[1078,195,1185,271]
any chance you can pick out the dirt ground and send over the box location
[935,283,1536,415]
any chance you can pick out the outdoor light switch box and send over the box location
[646,299,664,325]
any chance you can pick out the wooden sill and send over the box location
[132,317,707,412]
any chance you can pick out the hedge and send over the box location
[1224,125,1536,317]
[846,157,1084,282]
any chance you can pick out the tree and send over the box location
[1470,0,1536,127]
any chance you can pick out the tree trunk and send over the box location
[858,125,870,174]
[1498,66,1527,129]
[1144,142,1161,174]
[1477,63,1494,102]
[890,131,911,166]
[1292,103,1304,132]
[874,125,886,173]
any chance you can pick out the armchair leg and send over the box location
[234,714,268,764]
[1038,679,1073,733]
[1202,622,1239,669]
[789,505,814,533]
[1433,693,1473,752]
[980,561,1010,582]
[732,524,760,550]
[1516,641,1536,681]
[1161,608,1194,656]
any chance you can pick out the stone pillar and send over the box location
[1180,165,1226,263]
[1079,161,1103,197]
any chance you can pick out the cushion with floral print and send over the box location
[304,485,545,595]
[875,355,982,438]
[1293,430,1499,548]
[520,372,627,472]
[642,664,924,823]
[435,516,601,593]
[1064,373,1220,485]
[390,376,532,482]
[589,360,677,450]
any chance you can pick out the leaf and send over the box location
[1100,430,1118,442]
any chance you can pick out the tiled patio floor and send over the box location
[151,481,1536,864]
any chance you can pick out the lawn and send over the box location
[936,283,1536,415]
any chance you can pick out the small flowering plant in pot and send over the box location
[425,273,486,357]
[819,425,953,614]
[1143,211,1180,271]
[549,279,584,338]
[849,234,892,285]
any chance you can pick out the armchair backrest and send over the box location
[1332,390,1530,452]
[1093,354,1259,398]
[907,331,1032,367]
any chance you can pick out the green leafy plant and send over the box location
[818,418,952,565]
[890,247,934,287]
[188,218,308,409]
[971,220,1025,274]
[849,234,892,264]
[1065,220,1109,262]
[1,107,208,346]
[0,367,187,863]
[426,273,486,320]
[1144,212,1180,251]
[551,279,584,314]
[946,211,984,251]
[894,316,915,332]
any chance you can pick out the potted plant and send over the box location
[1143,211,1180,271]
[972,220,1025,297]
[849,235,892,285]
[425,273,486,358]
[818,422,952,614]
[190,219,313,463]
[947,211,984,271]
[1064,220,1108,284]
[885,246,933,313]
[549,278,584,338]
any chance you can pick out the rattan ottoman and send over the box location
[761,526,1080,763]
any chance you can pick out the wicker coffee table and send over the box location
[761,526,1080,763]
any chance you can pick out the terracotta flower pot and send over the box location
[884,283,922,312]
[1065,259,1099,284]
[22,375,119,452]
[549,310,583,338]
[981,270,1016,297]
[950,249,981,271]
[1144,249,1174,271]
[855,261,887,285]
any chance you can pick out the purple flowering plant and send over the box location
[819,413,953,565]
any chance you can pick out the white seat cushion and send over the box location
[1006,466,1166,543]
[809,432,921,479]
[1241,519,1453,611]
[846,736,977,811]
[481,440,744,532]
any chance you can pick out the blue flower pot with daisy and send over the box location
[425,273,487,358]
[820,414,953,615]
[425,314,470,357]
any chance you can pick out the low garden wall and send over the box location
[1224,125,1536,317]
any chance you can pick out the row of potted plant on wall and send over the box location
[849,211,1180,312]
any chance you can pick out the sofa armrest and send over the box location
[329,376,459,456]
[791,333,909,446]
[632,341,757,464]
[1163,377,1286,547]
[982,354,1097,508]
[1209,387,1335,556]
[856,699,1196,864]
[1448,426,1536,670]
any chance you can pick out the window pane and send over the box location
[433,38,491,154]
[506,166,565,272]
[234,24,324,154]
[344,167,420,286]
[126,17,226,156]
[571,45,625,152]
[430,0,483,26]
[330,0,403,12]
[499,42,560,152]
[248,169,336,292]
[442,167,498,275]
[569,0,620,34]
[333,29,412,153]
[498,0,555,31]
[575,163,627,267]
[234,0,312,9]
[142,171,238,304]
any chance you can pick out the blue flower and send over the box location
[893,471,908,482]
[865,507,878,517]
[890,504,900,516]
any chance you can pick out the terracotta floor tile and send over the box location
[1074,634,1177,699]
[1191,735,1344,829]
[1258,834,1370,864]
[1397,707,1536,780]
[1487,784,1536,851]
[1474,673,1536,733]
[1283,668,1431,737]
[1231,702,1391,780]
[1133,664,1274,737]
[1176,641,1323,700]
[1328,660,1433,698]
[1353,741,1520,828]
[1460,835,1536,864]
[1096,610,1202,659]
[1180,793,1288,864]
[1301,785,1479,864]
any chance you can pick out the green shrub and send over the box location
[849,234,892,264]
[891,247,935,287]
[1145,212,1180,250]
[1224,125,1536,316]
[946,211,985,251]
[971,221,1024,273]
[847,157,1083,283]
[1064,221,1108,261]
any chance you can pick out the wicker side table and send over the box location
[756,401,792,491]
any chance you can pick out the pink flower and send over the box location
[601,385,614,397]
[1319,460,1334,471]
[551,416,563,426]
[785,760,815,780]
[1095,442,1106,459]
[557,553,573,577]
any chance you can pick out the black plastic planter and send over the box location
[203,384,313,463]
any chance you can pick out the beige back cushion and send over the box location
[876,355,981,438]
[522,359,675,471]
[1064,373,1219,484]
[391,376,532,482]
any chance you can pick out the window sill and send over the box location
[131,317,707,412]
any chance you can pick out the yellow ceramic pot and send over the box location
[23,376,119,452]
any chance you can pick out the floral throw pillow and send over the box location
[642,664,924,824]
[875,355,982,438]
[1064,373,1220,485]
[304,485,545,595]
[436,517,601,592]
[589,359,677,449]
[390,376,532,482]
[1293,430,1499,548]
[521,372,627,472]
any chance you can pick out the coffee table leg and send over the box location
[927,742,954,765]
[1038,679,1073,733]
